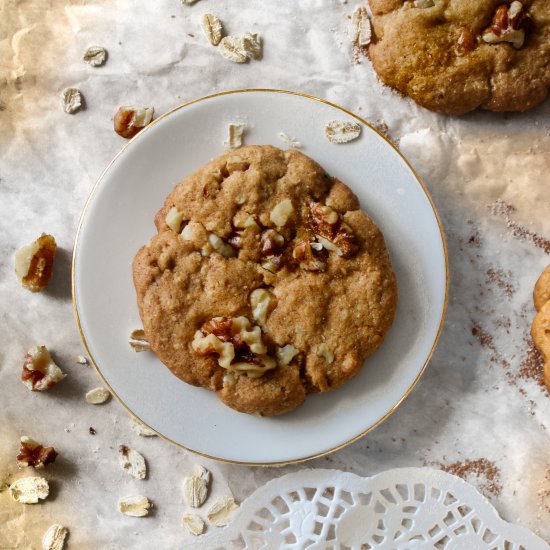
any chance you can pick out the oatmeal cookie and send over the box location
[532,265,550,391]
[367,0,550,114]
[133,145,397,416]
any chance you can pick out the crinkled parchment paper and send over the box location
[1,0,549,547]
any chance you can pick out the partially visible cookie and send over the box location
[531,264,550,391]
[367,1,550,114]
[133,145,398,416]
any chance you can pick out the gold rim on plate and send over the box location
[72,88,449,467]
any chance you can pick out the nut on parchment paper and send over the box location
[482,1,532,49]
[114,106,154,139]
[118,495,152,516]
[42,524,69,550]
[17,436,58,468]
[14,233,57,292]
[21,346,66,391]
[119,445,147,479]
[9,476,49,504]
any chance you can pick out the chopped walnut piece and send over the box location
[129,329,150,352]
[15,234,57,292]
[270,199,294,227]
[114,106,154,138]
[455,26,475,56]
[21,346,66,392]
[482,2,532,49]
[250,288,276,324]
[208,233,237,258]
[276,344,299,366]
[260,229,285,272]
[308,202,357,258]
[17,437,58,469]
[292,240,327,272]
[165,206,185,233]
[192,316,277,378]
[316,343,334,364]
[232,211,258,229]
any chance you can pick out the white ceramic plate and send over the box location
[73,89,448,465]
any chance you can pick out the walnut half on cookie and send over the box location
[531,265,550,391]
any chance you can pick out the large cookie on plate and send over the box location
[133,145,397,416]
[367,0,550,115]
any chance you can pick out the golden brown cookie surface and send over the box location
[532,264,550,391]
[133,145,398,416]
[367,0,550,115]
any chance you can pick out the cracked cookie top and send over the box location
[132,145,398,416]
[367,0,550,114]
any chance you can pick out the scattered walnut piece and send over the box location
[325,120,361,144]
[233,212,258,229]
[129,417,157,437]
[308,202,357,258]
[316,343,334,364]
[270,199,294,227]
[208,233,237,258]
[85,387,111,404]
[61,88,83,114]
[118,495,152,517]
[83,45,107,66]
[482,1,532,49]
[276,344,299,366]
[119,445,147,479]
[182,512,205,536]
[21,346,66,392]
[201,13,223,46]
[166,206,185,233]
[224,123,245,149]
[350,6,371,46]
[207,496,239,527]
[9,476,49,504]
[242,32,262,59]
[192,317,277,378]
[250,288,275,325]
[114,106,154,139]
[129,329,150,352]
[17,436,58,469]
[183,466,210,508]
[42,524,69,550]
[455,26,475,56]
[292,240,327,272]
[15,234,57,292]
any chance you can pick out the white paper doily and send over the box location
[188,468,548,549]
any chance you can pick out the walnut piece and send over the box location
[43,524,69,550]
[15,234,57,292]
[308,202,357,258]
[83,45,107,66]
[119,445,147,479]
[21,346,66,392]
[292,240,327,272]
[482,2,532,49]
[276,344,299,366]
[316,343,334,364]
[9,476,49,504]
[250,288,275,325]
[455,26,475,56]
[114,106,154,139]
[260,229,285,272]
[270,199,294,227]
[165,206,185,233]
[192,317,277,378]
[209,233,237,258]
[17,436,58,469]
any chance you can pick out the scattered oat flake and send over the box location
[278,132,302,149]
[351,6,372,46]
[219,36,247,63]
[201,13,223,46]
[119,445,147,479]
[9,476,49,504]
[207,496,239,526]
[325,120,361,144]
[118,495,152,516]
[75,355,88,365]
[43,524,68,550]
[129,329,150,352]
[182,512,205,536]
[83,45,107,67]
[224,123,245,149]
[61,88,82,114]
[184,475,209,508]
[85,387,111,404]
[242,32,262,60]
[129,417,158,437]
[194,464,211,484]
